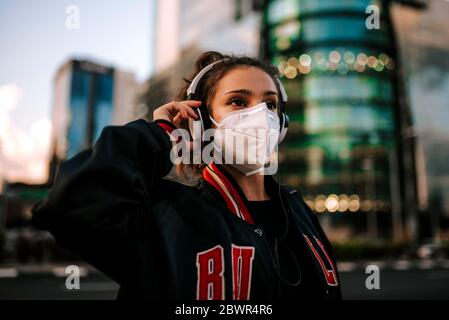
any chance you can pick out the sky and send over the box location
[0,0,154,185]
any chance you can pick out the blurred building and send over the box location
[1,59,139,262]
[49,59,138,183]
[1,59,139,263]
[139,0,264,115]
[392,0,449,240]
[0,140,5,194]
[0,167,4,194]
[143,0,449,245]
[261,0,429,243]
[154,0,263,72]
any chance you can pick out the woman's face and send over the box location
[209,66,279,125]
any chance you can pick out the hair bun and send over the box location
[195,51,229,72]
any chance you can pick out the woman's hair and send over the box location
[175,51,281,110]
[173,51,281,183]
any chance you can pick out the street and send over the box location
[341,267,449,299]
[1,261,448,300]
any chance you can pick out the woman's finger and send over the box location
[173,108,192,125]
[153,100,201,125]
[172,113,183,127]
[182,100,202,107]
[174,102,198,120]
[187,107,198,119]
[180,108,188,119]
[169,101,182,115]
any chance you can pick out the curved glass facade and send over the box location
[67,61,114,159]
[262,0,401,239]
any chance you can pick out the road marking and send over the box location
[365,261,386,269]
[52,266,88,277]
[337,262,357,272]
[392,260,413,270]
[0,268,18,278]
[418,260,436,270]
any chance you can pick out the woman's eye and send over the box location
[265,101,277,110]
[229,98,246,107]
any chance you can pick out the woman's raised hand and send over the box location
[153,100,202,127]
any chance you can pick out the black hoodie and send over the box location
[31,119,342,300]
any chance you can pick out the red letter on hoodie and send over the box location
[231,244,255,300]
[196,245,225,300]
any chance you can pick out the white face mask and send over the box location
[210,102,280,176]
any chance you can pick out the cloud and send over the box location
[0,84,52,186]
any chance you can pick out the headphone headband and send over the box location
[187,59,288,104]
[275,77,288,104]
[187,60,226,97]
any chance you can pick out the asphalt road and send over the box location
[341,267,449,299]
[0,265,448,300]
[0,272,119,300]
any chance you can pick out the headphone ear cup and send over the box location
[199,104,211,131]
[278,113,289,143]
[188,116,201,141]
[188,104,210,142]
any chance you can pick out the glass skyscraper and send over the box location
[261,0,416,241]
[50,60,137,184]
[66,61,114,159]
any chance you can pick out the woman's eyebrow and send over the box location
[224,89,278,96]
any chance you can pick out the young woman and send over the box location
[31,51,341,300]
